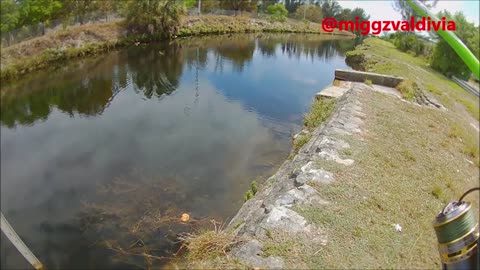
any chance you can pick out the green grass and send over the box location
[304,98,336,131]
[243,180,259,202]
[292,134,311,153]
[431,185,445,201]
[364,79,373,86]
[291,98,337,155]
[346,38,479,120]
[395,80,418,101]
[286,91,479,269]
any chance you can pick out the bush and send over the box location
[430,11,479,79]
[293,5,323,23]
[123,0,185,38]
[393,33,425,56]
[266,4,288,22]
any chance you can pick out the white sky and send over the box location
[337,0,480,26]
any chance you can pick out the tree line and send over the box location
[387,0,479,80]
[1,35,353,127]
[0,0,370,35]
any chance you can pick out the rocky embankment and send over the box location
[223,83,367,269]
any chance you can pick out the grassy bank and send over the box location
[181,96,339,269]
[346,38,479,121]
[267,88,479,268]
[0,15,353,83]
[180,37,479,269]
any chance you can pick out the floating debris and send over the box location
[180,213,190,223]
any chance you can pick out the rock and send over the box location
[260,206,309,233]
[317,148,354,166]
[231,240,284,269]
[294,161,334,187]
[275,185,329,207]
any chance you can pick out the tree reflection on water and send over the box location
[1,34,354,128]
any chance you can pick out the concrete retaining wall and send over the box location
[335,69,404,88]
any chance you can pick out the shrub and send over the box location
[293,5,323,23]
[393,33,425,56]
[430,11,479,79]
[396,80,418,101]
[266,4,288,22]
[123,0,185,38]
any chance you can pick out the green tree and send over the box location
[285,0,302,14]
[196,0,220,13]
[393,0,438,20]
[430,11,479,79]
[294,4,323,23]
[259,0,278,13]
[393,32,426,56]
[0,0,20,35]
[337,8,351,21]
[220,0,257,14]
[320,0,342,18]
[17,0,63,25]
[61,0,96,24]
[350,7,369,21]
[266,4,288,22]
[184,0,196,9]
[123,0,185,38]
[97,0,113,21]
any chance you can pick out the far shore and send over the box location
[0,15,354,82]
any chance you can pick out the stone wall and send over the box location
[224,83,368,269]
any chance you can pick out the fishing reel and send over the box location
[433,187,479,270]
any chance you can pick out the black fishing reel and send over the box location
[433,188,479,270]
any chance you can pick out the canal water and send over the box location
[1,34,353,269]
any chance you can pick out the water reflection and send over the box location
[1,33,353,269]
[1,34,354,128]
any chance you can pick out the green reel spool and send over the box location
[433,188,479,268]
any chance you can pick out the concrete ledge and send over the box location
[335,69,404,87]
[315,85,349,99]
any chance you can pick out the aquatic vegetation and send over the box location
[79,170,207,268]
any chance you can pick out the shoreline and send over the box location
[182,39,479,269]
[0,15,354,83]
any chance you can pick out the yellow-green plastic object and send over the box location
[406,0,480,78]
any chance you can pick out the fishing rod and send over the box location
[404,1,480,268]
[406,0,480,79]
[1,213,44,270]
